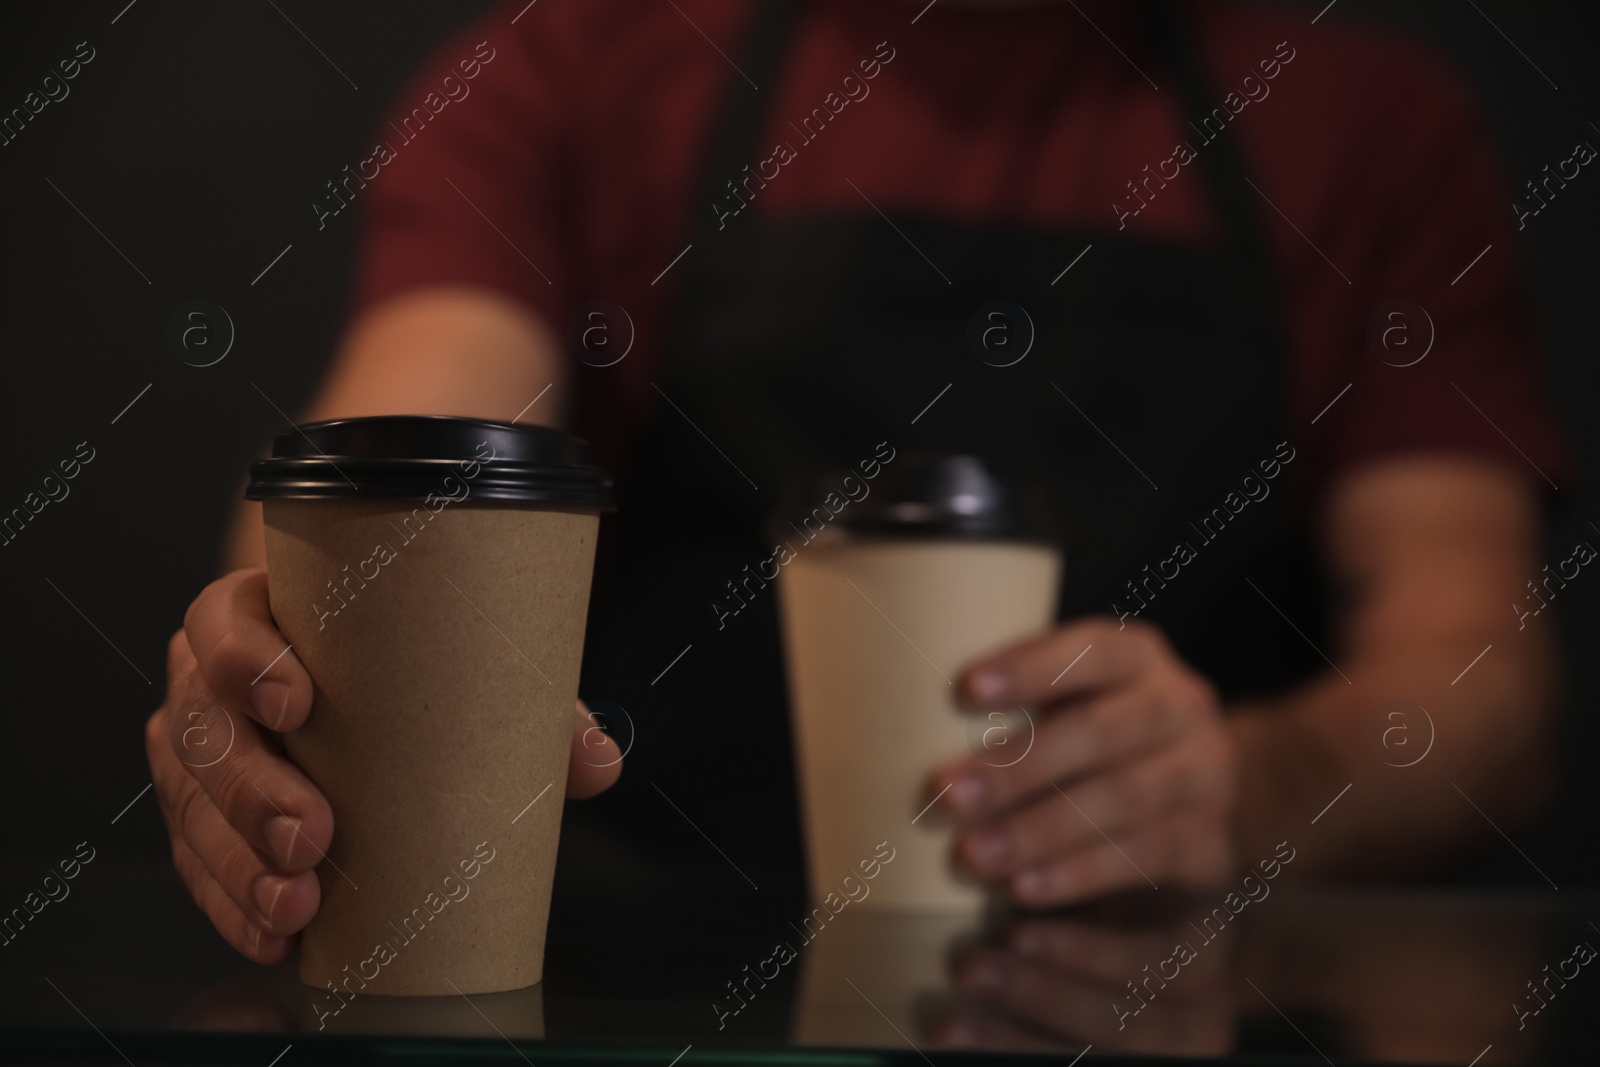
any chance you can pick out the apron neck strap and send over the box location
[688,0,805,246]
[1139,0,1281,296]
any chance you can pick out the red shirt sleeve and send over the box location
[1302,42,1568,500]
[353,1,575,335]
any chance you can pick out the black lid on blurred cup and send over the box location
[245,415,615,509]
[777,453,1057,543]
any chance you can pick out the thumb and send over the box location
[565,699,623,798]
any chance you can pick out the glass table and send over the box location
[2,853,1593,1065]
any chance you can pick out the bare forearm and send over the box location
[1225,458,1559,879]
[1229,619,1556,878]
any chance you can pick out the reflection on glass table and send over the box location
[1,857,1593,1065]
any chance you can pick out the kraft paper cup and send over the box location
[246,416,614,998]
[775,456,1061,912]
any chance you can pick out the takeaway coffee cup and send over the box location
[245,415,614,997]
[776,455,1061,911]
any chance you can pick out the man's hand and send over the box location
[145,567,622,964]
[929,618,1237,906]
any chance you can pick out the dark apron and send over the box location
[573,0,1326,881]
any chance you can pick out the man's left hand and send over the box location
[929,617,1238,906]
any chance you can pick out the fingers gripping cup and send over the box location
[776,456,1061,912]
[246,416,614,997]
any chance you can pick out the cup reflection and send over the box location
[173,961,545,1038]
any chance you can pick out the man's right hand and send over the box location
[146,566,622,964]
[146,568,326,963]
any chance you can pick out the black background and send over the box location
[2,0,1597,884]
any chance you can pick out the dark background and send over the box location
[2,0,1597,883]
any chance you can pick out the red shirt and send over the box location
[353,0,1566,502]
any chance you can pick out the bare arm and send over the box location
[224,284,567,569]
[1231,456,1559,876]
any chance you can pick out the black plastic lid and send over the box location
[245,415,615,508]
[779,454,1057,543]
